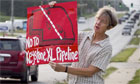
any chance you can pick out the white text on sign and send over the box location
[26,46,78,65]
[26,36,39,49]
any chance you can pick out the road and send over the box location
[0,13,139,84]
[78,12,139,56]
[35,12,138,84]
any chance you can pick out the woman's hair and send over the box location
[95,6,118,29]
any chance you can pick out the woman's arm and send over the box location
[67,65,100,77]
[49,62,100,77]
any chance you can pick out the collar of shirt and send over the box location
[87,32,110,47]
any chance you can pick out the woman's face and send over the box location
[94,14,109,34]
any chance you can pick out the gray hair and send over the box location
[95,6,118,29]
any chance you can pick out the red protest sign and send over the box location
[26,45,78,66]
[26,1,78,66]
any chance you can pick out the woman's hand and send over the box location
[49,61,66,72]
[49,1,56,7]
[49,61,100,77]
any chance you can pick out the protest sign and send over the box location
[26,1,78,66]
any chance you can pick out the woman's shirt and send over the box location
[68,31,112,84]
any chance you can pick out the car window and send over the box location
[0,39,20,51]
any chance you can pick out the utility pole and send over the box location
[113,0,115,9]
[139,1,140,10]
[103,0,105,6]
[97,0,100,9]
[11,0,14,35]
[41,0,48,5]
[80,0,83,16]
[41,0,43,5]
[0,0,1,18]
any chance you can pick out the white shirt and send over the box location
[68,31,112,84]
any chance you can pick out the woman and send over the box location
[49,1,118,84]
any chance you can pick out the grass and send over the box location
[82,28,92,31]
[15,29,26,33]
[56,80,68,84]
[134,29,140,36]
[0,30,26,36]
[111,48,137,62]
[117,13,125,19]
[0,15,26,22]
[0,32,17,37]
[129,37,140,45]
[84,13,96,19]
[138,22,140,26]
[103,67,117,78]
[0,32,8,36]
[129,69,140,84]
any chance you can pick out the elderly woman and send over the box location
[49,1,118,84]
